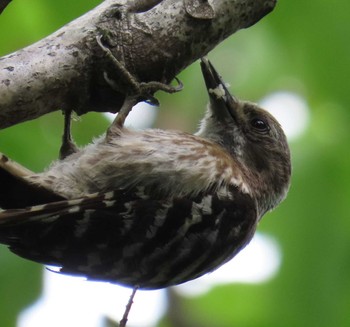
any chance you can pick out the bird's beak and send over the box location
[200,57,239,122]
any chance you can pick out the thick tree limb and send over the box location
[0,0,276,129]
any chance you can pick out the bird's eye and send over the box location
[250,118,270,133]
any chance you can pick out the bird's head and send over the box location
[197,58,291,215]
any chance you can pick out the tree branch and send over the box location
[0,0,276,129]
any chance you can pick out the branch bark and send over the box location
[0,0,276,129]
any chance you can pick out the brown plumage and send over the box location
[0,58,291,289]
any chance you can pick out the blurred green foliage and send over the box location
[0,1,349,326]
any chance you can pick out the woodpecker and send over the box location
[0,58,291,290]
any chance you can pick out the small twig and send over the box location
[119,286,139,327]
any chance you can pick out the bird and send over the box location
[0,58,291,290]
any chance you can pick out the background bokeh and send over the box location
[0,1,349,326]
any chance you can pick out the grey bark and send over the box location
[0,0,276,129]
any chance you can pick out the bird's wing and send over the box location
[0,186,257,289]
[0,153,65,209]
[40,129,250,199]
